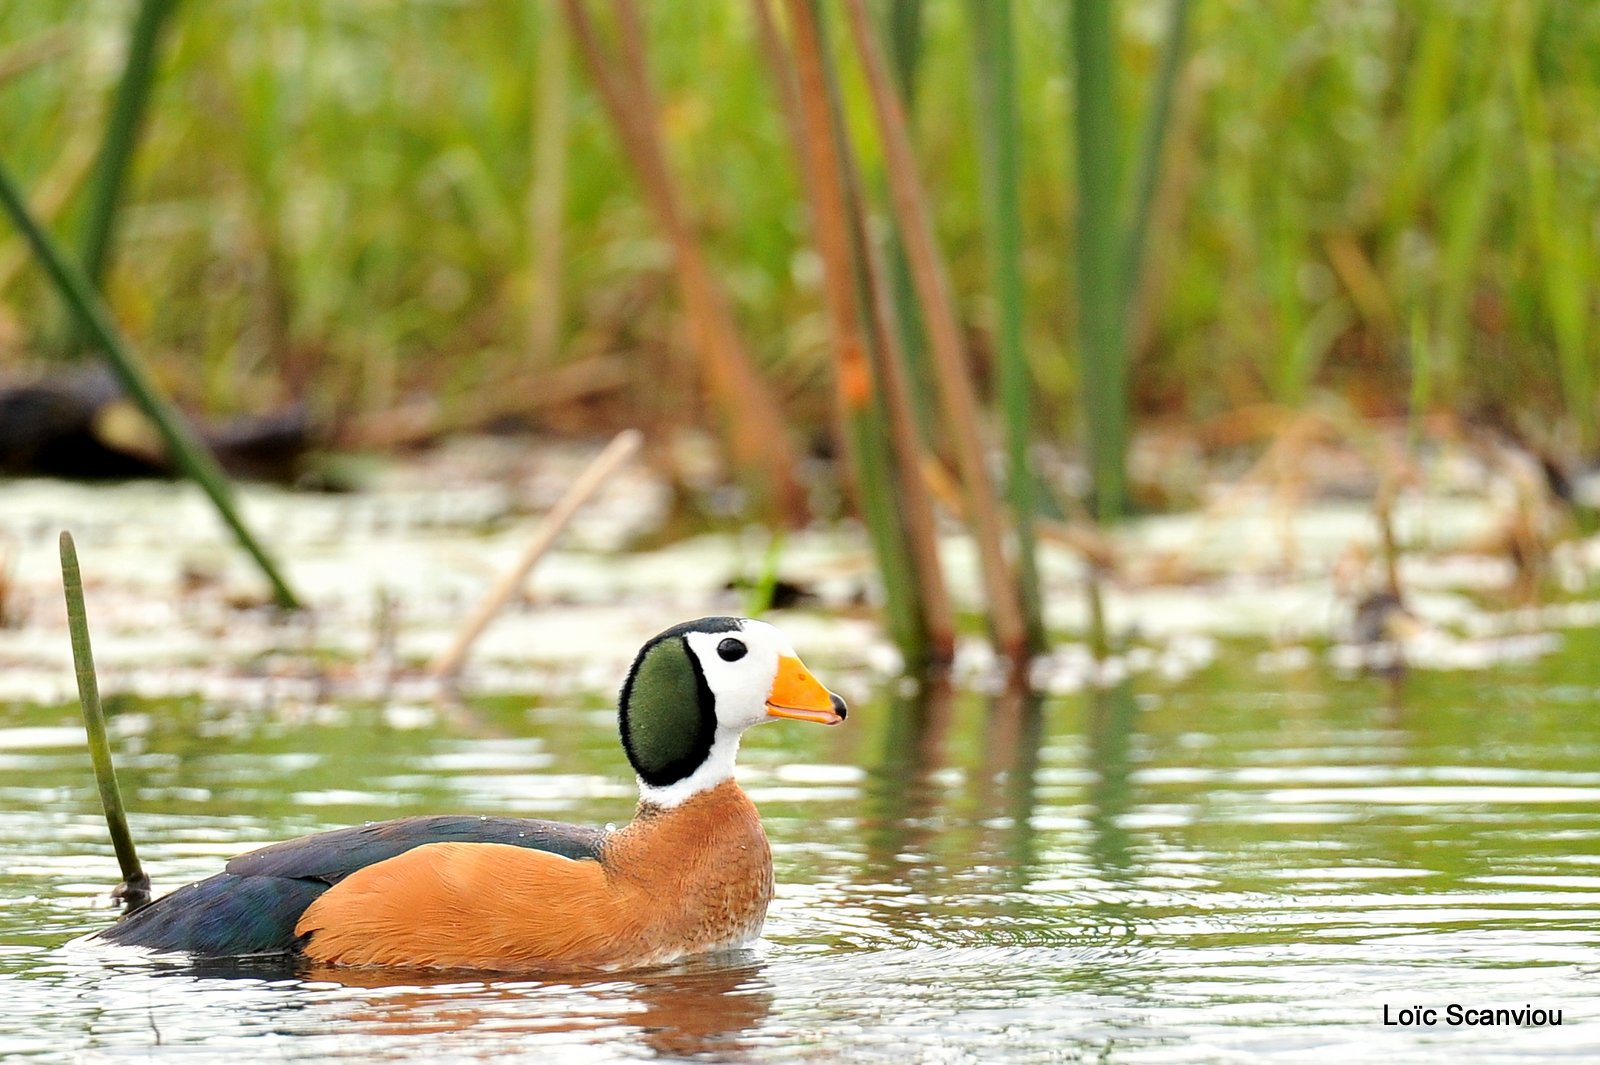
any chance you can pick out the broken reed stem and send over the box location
[77,0,179,300]
[560,0,809,527]
[840,0,1028,662]
[779,0,929,665]
[967,0,1044,654]
[0,162,301,609]
[1071,0,1129,524]
[430,429,642,679]
[528,4,569,366]
[59,532,151,911]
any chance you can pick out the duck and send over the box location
[89,617,846,970]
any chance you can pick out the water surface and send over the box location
[3,643,1598,1062]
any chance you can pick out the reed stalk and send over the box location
[77,0,179,300]
[967,0,1044,655]
[430,430,641,680]
[1408,310,1430,454]
[881,0,938,443]
[560,0,809,526]
[825,14,955,665]
[1070,0,1128,523]
[778,0,939,666]
[744,528,786,616]
[840,0,1028,664]
[1122,0,1190,310]
[59,531,151,912]
[0,163,302,609]
[528,4,569,367]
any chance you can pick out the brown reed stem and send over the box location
[528,5,569,367]
[561,0,808,526]
[778,0,953,666]
[840,0,1027,662]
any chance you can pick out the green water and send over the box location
[2,643,1599,1062]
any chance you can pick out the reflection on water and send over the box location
[307,959,773,1059]
[4,657,1600,1061]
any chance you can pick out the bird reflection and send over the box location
[135,954,773,1058]
[302,959,773,1057]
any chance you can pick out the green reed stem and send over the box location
[1071,0,1128,523]
[60,531,151,912]
[0,164,302,609]
[788,0,931,665]
[77,0,179,301]
[746,529,785,616]
[881,0,936,442]
[843,0,1028,662]
[1121,0,1189,307]
[968,0,1044,654]
[833,70,955,667]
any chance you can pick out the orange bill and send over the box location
[765,655,846,725]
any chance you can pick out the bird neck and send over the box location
[635,727,744,810]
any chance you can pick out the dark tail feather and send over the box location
[96,873,329,957]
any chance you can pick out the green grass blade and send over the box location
[0,163,302,609]
[59,531,151,911]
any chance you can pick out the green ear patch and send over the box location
[619,636,717,787]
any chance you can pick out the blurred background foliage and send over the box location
[2,0,1598,448]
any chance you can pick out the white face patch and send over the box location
[682,620,794,732]
[637,619,797,809]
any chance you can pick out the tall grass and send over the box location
[526,3,568,368]
[75,0,178,302]
[560,0,808,526]
[0,162,301,608]
[2,5,1599,468]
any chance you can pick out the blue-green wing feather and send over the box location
[95,815,607,957]
[224,815,606,881]
[95,873,326,956]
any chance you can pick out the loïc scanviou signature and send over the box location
[1383,1004,1563,1027]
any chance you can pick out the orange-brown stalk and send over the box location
[839,0,1027,662]
[835,88,955,661]
[560,0,808,526]
[528,6,569,367]
[775,0,952,663]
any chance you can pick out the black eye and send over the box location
[717,638,747,662]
